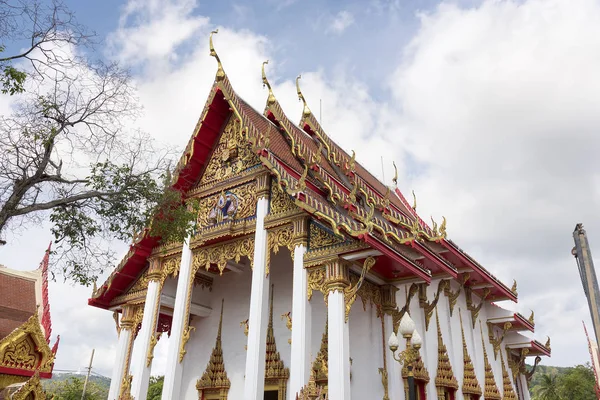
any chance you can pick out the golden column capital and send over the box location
[381,284,399,314]
[291,217,308,247]
[256,173,271,199]
[147,258,163,282]
[120,304,138,330]
[323,258,350,293]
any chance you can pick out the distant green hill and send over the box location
[43,373,110,399]
[527,363,596,399]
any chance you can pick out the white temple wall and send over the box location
[178,249,294,399]
[348,297,385,400]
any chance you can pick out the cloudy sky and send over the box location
[1,0,600,378]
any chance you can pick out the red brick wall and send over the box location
[0,274,36,338]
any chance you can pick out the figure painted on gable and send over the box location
[208,191,240,224]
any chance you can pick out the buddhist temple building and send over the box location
[0,244,59,399]
[89,32,550,400]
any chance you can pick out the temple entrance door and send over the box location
[264,390,278,400]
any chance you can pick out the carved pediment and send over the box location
[198,116,261,187]
[2,371,46,399]
[0,312,55,375]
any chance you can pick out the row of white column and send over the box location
[107,193,355,400]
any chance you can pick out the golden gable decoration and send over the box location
[459,310,482,397]
[499,349,517,400]
[265,285,289,400]
[0,311,54,374]
[199,116,261,186]
[197,182,258,229]
[435,309,458,398]
[312,316,329,388]
[479,322,501,400]
[309,223,345,251]
[6,371,45,400]
[196,299,230,400]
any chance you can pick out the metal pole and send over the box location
[81,348,95,400]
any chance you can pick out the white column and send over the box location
[328,289,351,400]
[108,328,132,400]
[243,196,270,400]
[518,374,531,400]
[131,279,161,400]
[383,314,402,400]
[162,237,193,400]
[289,243,311,399]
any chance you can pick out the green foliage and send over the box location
[147,375,164,400]
[0,45,26,95]
[43,376,108,400]
[530,363,597,400]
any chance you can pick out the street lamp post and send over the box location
[388,313,422,400]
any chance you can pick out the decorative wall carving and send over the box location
[192,237,254,275]
[197,182,257,229]
[419,280,449,331]
[198,116,261,186]
[435,309,458,397]
[459,310,481,397]
[479,323,501,400]
[309,223,345,251]
[265,286,289,400]
[9,371,45,400]
[266,224,294,276]
[465,286,491,328]
[0,312,55,374]
[196,299,230,400]
[500,350,517,400]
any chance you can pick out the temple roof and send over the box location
[0,243,53,343]
[89,32,519,309]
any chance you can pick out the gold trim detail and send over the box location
[209,30,225,81]
[435,309,458,392]
[312,316,329,387]
[511,280,518,297]
[528,310,535,326]
[499,350,517,400]
[419,280,449,331]
[0,310,55,374]
[479,322,501,399]
[196,299,230,399]
[296,367,328,400]
[343,257,376,321]
[266,224,294,276]
[459,309,481,396]
[192,236,255,275]
[281,312,292,345]
[265,286,289,400]
[487,321,512,361]
[465,286,491,328]
[307,267,326,302]
[10,371,46,400]
[119,374,133,400]
[444,283,461,317]
[309,223,345,250]
[389,283,419,334]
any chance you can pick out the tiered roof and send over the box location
[265,285,288,381]
[89,30,519,312]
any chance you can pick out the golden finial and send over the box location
[296,74,311,119]
[392,161,398,187]
[439,216,447,238]
[209,30,225,81]
[262,60,276,106]
[545,336,551,350]
[348,150,356,172]
[411,190,418,211]
[217,298,224,339]
[430,217,439,236]
[528,310,535,326]
[511,280,518,296]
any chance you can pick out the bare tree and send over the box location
[0,1,196,284]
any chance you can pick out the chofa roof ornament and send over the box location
[296,74,312,119]
[209,29,225,82]
[262,60,276,106]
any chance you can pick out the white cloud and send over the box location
[4,0,600,378]
[327,10,355,35]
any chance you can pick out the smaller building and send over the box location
[0,244,59,399]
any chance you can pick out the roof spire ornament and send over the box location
[392,161,398,187]
[412,190,417,211]
[296,74,312,119]
[209,29,225,82]
[262,60,276,106]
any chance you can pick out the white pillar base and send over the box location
[328,289,351,400]
[289,244,311,400]
[108,328,132,400]
[162,237,193,400]
[243,197,270,400]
